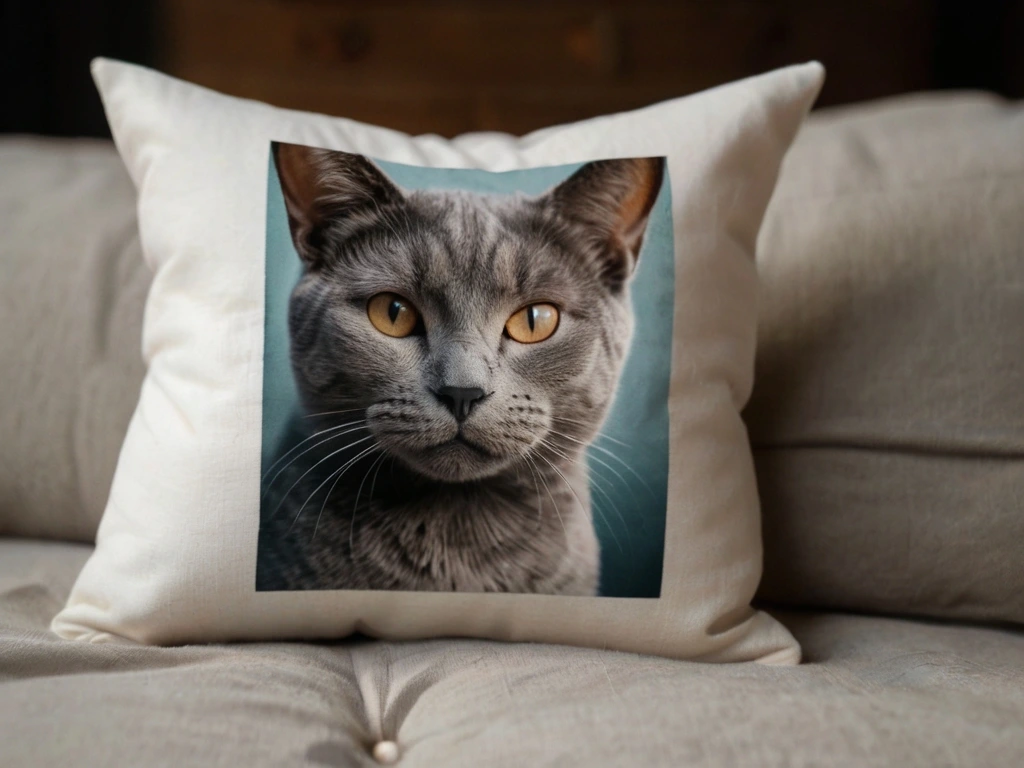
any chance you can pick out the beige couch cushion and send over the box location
[750,93,1024,624]
[0,139,149,541]
[3,538,1024,766]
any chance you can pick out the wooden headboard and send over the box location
[160,0,945,135]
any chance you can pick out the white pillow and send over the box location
[53,58,823,663]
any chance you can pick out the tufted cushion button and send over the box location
[372,740,400,764]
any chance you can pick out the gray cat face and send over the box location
[274,144,664,482]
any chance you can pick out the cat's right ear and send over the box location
[541,157,664,290]
[272,142,404,266]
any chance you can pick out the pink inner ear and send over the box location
[275,143,325,227]
[618,166,657,230]
[613,159,663,253]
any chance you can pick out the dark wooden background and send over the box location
[2,0,1023,137]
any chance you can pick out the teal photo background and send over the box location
[262,149,674,598]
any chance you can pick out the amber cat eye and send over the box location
[505,303,560,344]
[367,293,420,338]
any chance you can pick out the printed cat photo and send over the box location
[257,143,673,597]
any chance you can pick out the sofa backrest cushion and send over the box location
[750,93,1024,624]
[0,139,149,541]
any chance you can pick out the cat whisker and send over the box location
[312,448,383,541]
[559,447,636,545]
[261,419,367,483]
[268,434,377,523]
[582,463,622,504]
[302,408,366,420]
[587,450,654,500]
[536,452,586,514]
[546,428,655,500]
[368,454,389,513]
[321,450,383,548]
[588,492,627,557]
[544,430,647,501]
[530,455,567,540]
[522,456,545,531]
[311,470,345,542]
[348,453,392,566]
[536,452,625,556]
[353,452,387,528]
[261,422,370,497]
[540,439,628,556]
[288,442,381,535]
[539,437,613,501]
[582,474,631,556]
[550,416,632,448]
[591,433,633,450]
[537,438,582,470]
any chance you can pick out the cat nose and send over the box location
[434,386,486,422]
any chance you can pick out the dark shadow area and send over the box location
[0,0,156,137]
[1,2,1021,137]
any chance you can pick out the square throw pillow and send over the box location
[53,58,823,662]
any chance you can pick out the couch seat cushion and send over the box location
[2,539,1022,767]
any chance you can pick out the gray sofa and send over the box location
[2,92,1023,766]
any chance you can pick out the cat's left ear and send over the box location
[544,157,665,286]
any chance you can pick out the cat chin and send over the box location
[389,439,520,484]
